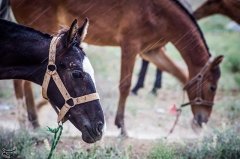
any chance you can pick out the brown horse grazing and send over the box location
[194,0,240,24]
[134,0,240,95]
[0,18,105,143]
[132,0,193,95]
[10,0,223,135]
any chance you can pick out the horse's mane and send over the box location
[172,0,210,54]
[57,27,69,36]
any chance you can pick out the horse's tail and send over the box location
[0,0,17,22]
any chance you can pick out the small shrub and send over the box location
[148,126,240,159]
[148,140,176,159]
[0,128,132,159]
[178,127,240,159]
[66,145,129,159]
[0,128,49,159]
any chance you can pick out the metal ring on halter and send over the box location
[66,98,75,108]
[197,74,203,80]
[47,64,57,75]
[194,97,203,105]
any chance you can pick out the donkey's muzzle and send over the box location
[81,120,104,143]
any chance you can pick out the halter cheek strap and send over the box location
[181,57,214,107]
[42,36,100,123]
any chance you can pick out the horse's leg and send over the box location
[131,59,149,95]
[152,69,162,95]
[13,79,28,128]
[36,98,48,110]
[141,47,187,84]
[23,81,39,128]
[115,42,139,136]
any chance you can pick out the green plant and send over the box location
[148,140,175,159]
[178,127,240,159]
[0,128,132,159]
[0,128,49,159]
[148,125,240,159]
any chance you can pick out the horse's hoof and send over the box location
[120,131,128,138]
[114,117,122,128]
[131,90,138,96]
[117,128,128,139]
[151,88,158,96]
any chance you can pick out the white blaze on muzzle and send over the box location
[42,36,100,123]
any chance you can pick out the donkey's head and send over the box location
[184,55,224,131]
[45,19,104,143]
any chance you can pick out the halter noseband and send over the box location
[181,57,214,108]
[42,36,100,123]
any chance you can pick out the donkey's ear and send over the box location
[78,18,89,42]
[66,19,78,46]
[210,55,224,71]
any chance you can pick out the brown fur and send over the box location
[10,0,223,134]
[194,0,240,24]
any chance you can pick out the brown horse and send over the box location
[134,0,240,95]
[132,0,193,95]
[10,0,223,135]
[194,0,240,24]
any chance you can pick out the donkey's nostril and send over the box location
[96,121,104,135]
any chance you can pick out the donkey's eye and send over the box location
[210,85,217,92]
[72,70,84,78]
[59,62,66,69]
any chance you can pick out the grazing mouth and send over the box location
[68,117,102,143]
[81,128,97,143]
[191,119,202,134]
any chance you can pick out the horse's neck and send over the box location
[164,1,211,78]
[0,21,50,84]
[171,27,210,77]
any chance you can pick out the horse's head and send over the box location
[45,19,104,143]
[184,55,224,130]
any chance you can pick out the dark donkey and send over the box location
[10,0,223,135]
[0,19,104,143]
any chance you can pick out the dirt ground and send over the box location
[0,82,238,158]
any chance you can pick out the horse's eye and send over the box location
[210,85,217,92]
[72,70,84,78]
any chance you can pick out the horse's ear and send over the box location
[210,55,224,71]
[66,19,78,46]
[78,18,89,42]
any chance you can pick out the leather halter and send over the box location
[181,57,214,107]
[42,36,100,123]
